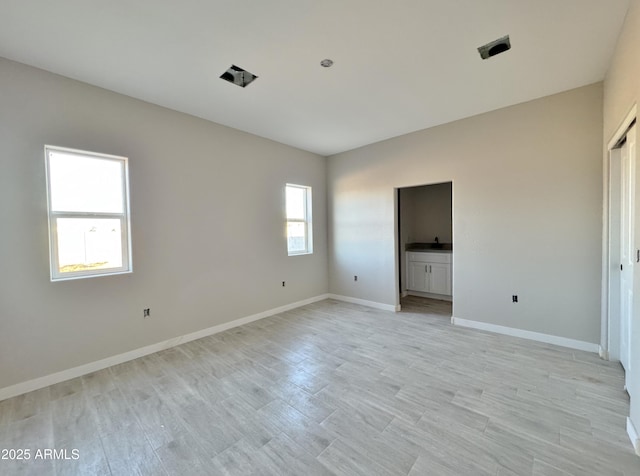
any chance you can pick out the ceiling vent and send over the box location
[478,35,511,60]
[220,65,258,88]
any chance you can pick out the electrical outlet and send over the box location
[282,281,285,287]
[512,295,518,303]
[354,275,358,282]
[143,308,151,318]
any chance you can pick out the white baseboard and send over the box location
[451,316,600,353]
[0,294,330,402]
[628,417,640,456]
[328,294,400,312]
[599,346,610,361]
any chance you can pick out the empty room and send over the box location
[1,0,640,475]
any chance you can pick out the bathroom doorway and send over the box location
[396,181,453,315]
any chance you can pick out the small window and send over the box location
[45,146,132,281]
[286,184,312,255]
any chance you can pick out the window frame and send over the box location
[285,183,313,256]
[44,145,132,281]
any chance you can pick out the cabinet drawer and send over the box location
[407,252,451,263]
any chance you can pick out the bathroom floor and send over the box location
[400,295,452,319]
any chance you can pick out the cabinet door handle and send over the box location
[425,265,428,273]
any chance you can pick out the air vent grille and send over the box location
[220,65,258,88]
[478,35,511,60]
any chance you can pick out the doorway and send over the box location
[396,181,453,314]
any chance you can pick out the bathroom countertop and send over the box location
[406,248,452,254]
[405,243,453,253]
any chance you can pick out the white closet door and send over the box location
[620,125,635,373]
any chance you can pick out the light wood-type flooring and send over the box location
[0,297,639,475]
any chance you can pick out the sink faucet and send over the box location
[434,237,439,243]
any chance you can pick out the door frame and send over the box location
[602,104,637,360]
[394,180,455,310]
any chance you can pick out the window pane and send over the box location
[56,218,123,273]
[286,186,305,220]
[287,221,306,253]
[49,151,124,213]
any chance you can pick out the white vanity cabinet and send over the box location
[406,251,452,297]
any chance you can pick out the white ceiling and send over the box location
[0,0,630,156]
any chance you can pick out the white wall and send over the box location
[0,58,328,391]
[328,83,603,344]
[603,0,640,443]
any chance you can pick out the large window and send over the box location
[286,184,312,255]
[45,146,132,281]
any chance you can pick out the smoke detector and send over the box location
[478,35,511,60]
[220,65,258,88]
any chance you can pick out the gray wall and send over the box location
[0,58,328,390]
[603,0,640,437]
[328,83,603,344]
[401,183,453,244]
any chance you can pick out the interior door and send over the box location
[620,127,634,373]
